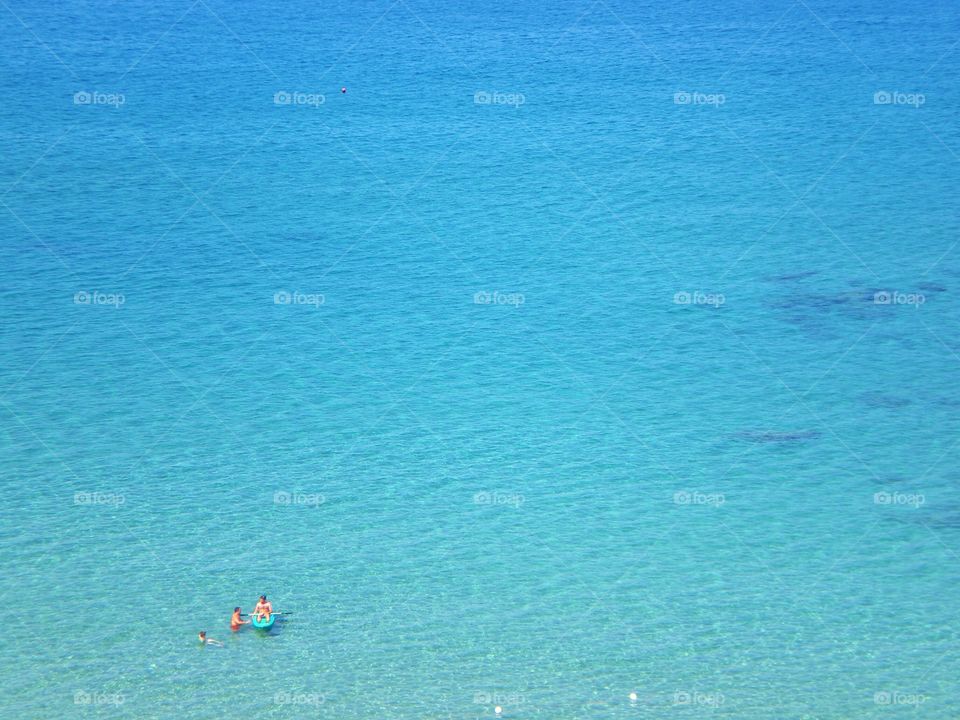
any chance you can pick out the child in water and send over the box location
[198,631,223,646]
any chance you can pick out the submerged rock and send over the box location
[730,429,822,443]
[861,391,911,409]
[768,270,820,282]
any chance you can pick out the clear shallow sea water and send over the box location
[1,0,959,717]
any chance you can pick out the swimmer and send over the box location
[230,607,250,632]
[198,631,223,646]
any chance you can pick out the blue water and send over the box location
[2,0,960,717]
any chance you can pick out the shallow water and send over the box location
[1,0,959,717]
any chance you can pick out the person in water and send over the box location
[198,631,223,646]
[230,607,250,632]
[252,595,272,622]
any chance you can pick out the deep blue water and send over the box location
[2,0,959,717]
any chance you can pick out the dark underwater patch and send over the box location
[891,511,960,531]
[768,270,820,282]
[860,391,912,409]
[730,429,822,443]
[923,513,960,530]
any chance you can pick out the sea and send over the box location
[1,0,959,717]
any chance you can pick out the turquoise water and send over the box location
[2,0,960,717]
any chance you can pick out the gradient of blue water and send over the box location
[2,0,959,717]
